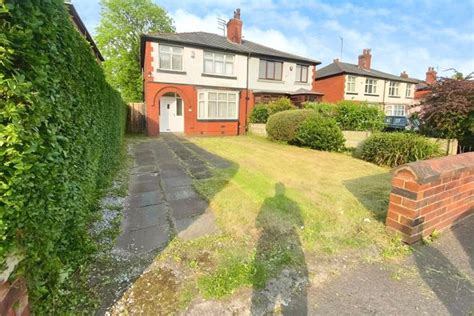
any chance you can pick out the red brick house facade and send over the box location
[140,9,321,136]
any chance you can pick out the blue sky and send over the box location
[74,0,474,79]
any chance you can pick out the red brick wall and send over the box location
[0,278,29,315]
[386,152,474,244]
[313,75,345,102]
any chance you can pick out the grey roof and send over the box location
[141,32,320,65]
[315,61,419,83]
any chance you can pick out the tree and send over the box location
[419,75,474,151]
[96,0,174,102]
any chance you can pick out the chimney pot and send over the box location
[333,58,339,63]
[425,66,437,84]
[400,71,408,78]
[227,8,243,44]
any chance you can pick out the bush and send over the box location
[267,97,296,116]
[360,133,441,167]
[336,101,385,131]
[266,110,317,142]
[304,101,385,131]
[1,2,126,313]
[294,116,345,151]
[249,103,269,123]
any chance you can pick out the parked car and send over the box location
[384,116,419,131]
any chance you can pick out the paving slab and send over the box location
[175,211,220,240]
[168,197,209,220]
[129,180,160,194]
[128,191,163,207]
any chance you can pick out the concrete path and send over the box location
[116,134,230,255]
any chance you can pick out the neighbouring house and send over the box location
[140,9,322,136]
[65,2,104,62]
[414,67,437,100]
[314,49,419,118]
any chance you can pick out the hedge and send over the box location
[0,1,126,313]
[304,101,385,131]
[294,116,345,151]
[249,103,269,123]
[266,109,317,142]
[249,98,296,124]
[359,132,440,167]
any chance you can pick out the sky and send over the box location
[74,0,474,79]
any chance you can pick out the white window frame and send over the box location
[197,90,239,120]
[346,75,356,93]
[405,84,412,98]
[203,51,234,76]
[158,44,183,71]
[295,64,309,82]
[386,105,406,116]
[388,81,400,97]
[365,78,377,94]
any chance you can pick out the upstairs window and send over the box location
[159,45,183,71]
[259,59,283,80]
[198,90,239,120]
[406,84,413,97]
[204,52,234,76]
[295,64,308,82]
[346,76,356,92]
[388,81,400,97]
[365,78,377,94]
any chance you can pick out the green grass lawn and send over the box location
[114,135,409,313]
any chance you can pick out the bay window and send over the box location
[204,52,234,76]
[159,45,183,71]
[259,59,283,80]
[198,90,239,120]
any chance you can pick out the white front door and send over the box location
[160,96,184,132]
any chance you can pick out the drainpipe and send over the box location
[244,52,251,134]
[382,79,387,112]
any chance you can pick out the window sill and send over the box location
[388,95,401,98]
[257,79,284,84]
[156,69,186,75]
[346,92,358,95]
[364,93,379,96]
[294,81,309,85]
[202,73,237,80]
[197,119,239,122]
[406,96,413,99]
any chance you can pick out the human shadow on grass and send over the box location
[412,218,474,315]
[251,183,308,316]
[343,172,392,222]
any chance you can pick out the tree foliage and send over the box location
[96,0,175,102]
[0,0,126,312]
[419,76,474,142]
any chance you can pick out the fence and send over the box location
[127,103,146,133]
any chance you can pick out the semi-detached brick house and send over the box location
[140,9,322,136]
[314,49,419,118]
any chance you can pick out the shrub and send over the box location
[266,110,317,142]
[303,102,336,117]
[267,97,296,116]
[1,2,126,313]
[249,103,269,123]
[360,132,441,167]
[335,101,385,131]
[304,101,385,131]
[294,116,345,151]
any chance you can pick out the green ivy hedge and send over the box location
[266,109,317,142]
[0,0,126,313]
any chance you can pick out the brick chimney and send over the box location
[358,48,372,70]
[400,71,408,78]
[227,9,242,44]
[425,67,437,84]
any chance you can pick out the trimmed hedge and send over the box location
[267,97,296,116]
[1,1,126,313]
[360,132,440,167]
[249,103,269,123]
[294,116,345,151]
[266,109,317,142]
[304,101,385,131]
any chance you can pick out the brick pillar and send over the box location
[386,152,474,244]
